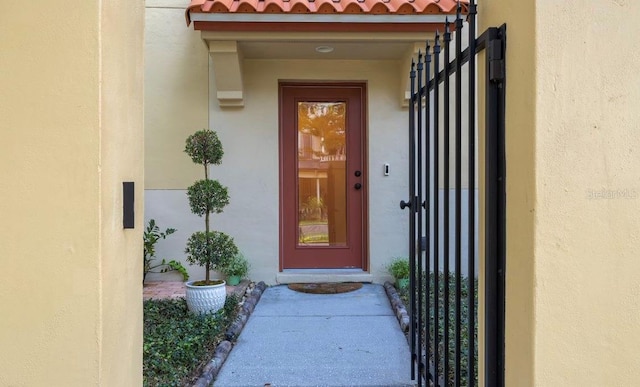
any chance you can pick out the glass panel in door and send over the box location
[297,102,347,247]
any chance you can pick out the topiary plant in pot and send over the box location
[183,129,239,314]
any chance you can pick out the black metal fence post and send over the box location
[484,24,507,387]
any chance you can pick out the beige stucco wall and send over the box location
[0,0,144,385]
[145,0,208,189]
[146,56,411,283]
[222,59,410,283]
[481,0,640,385]
[143,5,480,284]
[143,1,486,286]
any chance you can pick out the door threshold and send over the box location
[277,269,373,284]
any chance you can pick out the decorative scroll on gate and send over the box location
[400,2,506,386]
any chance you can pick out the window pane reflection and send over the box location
[297,102,347,247]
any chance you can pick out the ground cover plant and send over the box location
[143,295,239,386]
[397,272,478,386]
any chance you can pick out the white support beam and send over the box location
[208,40,244,107]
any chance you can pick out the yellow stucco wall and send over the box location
[0,1,144,385]
[481,0,640,385]
[100,0,145,385]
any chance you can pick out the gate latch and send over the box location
[400,196,418,212]
[400,199,412,210]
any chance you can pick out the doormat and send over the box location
[287,282,363,294]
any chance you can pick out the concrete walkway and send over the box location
[213,284,414,387]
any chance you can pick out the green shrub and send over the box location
[387,257,410,279]
[187,179,229,216]
[143,219,189,284]
[397,272,478,386]
[221,252,250,278]
[184,129,223,166]
[184,231,238,272]
[143,295,239,386]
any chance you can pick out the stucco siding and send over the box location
[0,1,144,385]
[146,59,413,283]
[481,0,640,386]
[145,2,209,189]
[100,0,145,385]
[144,4,478,284]
[534,1,640,385]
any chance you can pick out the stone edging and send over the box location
[383,281,410,333]
[192,281,268,387]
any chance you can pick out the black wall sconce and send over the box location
[123,182,135,229]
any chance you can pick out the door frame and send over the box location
[278,81,369,271]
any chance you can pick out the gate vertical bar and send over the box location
[454,3,463,386]
[408,61,417,381]
[424,42,433,384]
[416,51,425,386]
[432,33,442,386]
[467,1,478,386]
[442,19,452,384]
[485,25,506,387]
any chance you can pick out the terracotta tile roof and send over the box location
[187,0,467,24]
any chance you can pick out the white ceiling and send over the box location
[239,41,416,60]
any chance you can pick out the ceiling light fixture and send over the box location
[315,45,334,53]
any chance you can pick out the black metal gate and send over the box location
[400,2,506,386]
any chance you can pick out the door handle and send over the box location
[354,183,362,190]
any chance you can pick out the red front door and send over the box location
[279,83,367,269]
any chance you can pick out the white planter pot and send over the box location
[185,280,227,314]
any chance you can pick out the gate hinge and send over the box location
[488,38,505,83]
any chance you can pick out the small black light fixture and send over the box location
[123,182,135,229]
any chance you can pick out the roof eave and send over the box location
[194,21,450,33]
[190,13,453,24]
[189,14,458,32]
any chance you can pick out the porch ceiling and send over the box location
[187,0,465,107]
[240,40,412,60]
[203,32,429,107]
